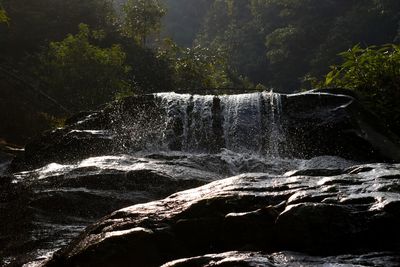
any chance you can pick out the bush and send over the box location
[322,44,400,134]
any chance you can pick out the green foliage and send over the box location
[0,7,8,24]
[37,24,132,111]
[122,0,166,46]
[0,0,116,60]
[157,38,232,89]
[196,0,268,86]
[324,44,400,89]
[185,0,400,91]
[322,44,400,133]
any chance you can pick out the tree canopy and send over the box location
[121,0,166,46]
[36,24,132,112]
[165,0,400,92]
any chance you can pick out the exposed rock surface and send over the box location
[284,91,400,161]
[5,150,312,265]
[162,251,400,267]
[44,163,400,267]
[1,153,220,266]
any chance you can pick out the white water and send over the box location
[185,94,215,151]
[154,92,285,156]
[265,91,285,157]
[221,93,263,153]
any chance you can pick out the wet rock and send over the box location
[283,92,400,161]
[161,251,400,267]
[10,95,165,172]
[4,153,225,265]
[285,168,344,177]
[346,165,375,174]
[0,176,33,263]
[10,128,115,172]
[44,163,400,267]
[276,203,365,254]
[311,87,360,98]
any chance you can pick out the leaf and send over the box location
[325,70,336,85]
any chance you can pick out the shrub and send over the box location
[323,44,400,134]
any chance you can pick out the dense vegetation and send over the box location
[164,0,400,92]
[1,0,400,143]
[321,44,400,134]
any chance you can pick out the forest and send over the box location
[1,0,400,144]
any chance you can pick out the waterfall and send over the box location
[266,91,285,157]
[220,93,263,153]
[157,93,192,151]
[153,91,286,156]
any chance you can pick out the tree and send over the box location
[37,24,132,112]
[157,38,232,89]
[197,0,268,86]
[122,0,166,46]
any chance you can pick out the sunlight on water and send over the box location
[154,91,287,156]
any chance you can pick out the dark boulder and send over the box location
[281,91,400,161]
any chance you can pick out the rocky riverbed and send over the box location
[2,90,400,266]
[43,162,400,266]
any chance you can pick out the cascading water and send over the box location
[157,93,192,151]
[154,91,286,156]
[266,91,285,157]
[221,93,263,153]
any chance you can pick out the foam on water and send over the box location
[154,91,285,156]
